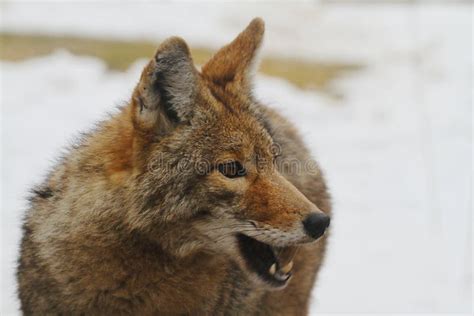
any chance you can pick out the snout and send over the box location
[302,212,330,240]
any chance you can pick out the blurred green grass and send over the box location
[0,33,361,94]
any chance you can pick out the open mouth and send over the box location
[237,233,298,288]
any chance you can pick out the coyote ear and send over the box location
[202,18,264,91]
[132,37,199,135]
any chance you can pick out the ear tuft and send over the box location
[153,37,196,122]
[202,18,265,90]
[246,17,265,42]
[132,37,198,135]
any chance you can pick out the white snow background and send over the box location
[1,1,472,314]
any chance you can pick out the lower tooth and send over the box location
[269,263,276,275]
[273,246,299,268]
[280,261,294,274]
[275,271,290,281]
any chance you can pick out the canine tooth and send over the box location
[273,246,299,267]
[275,271,291,282]
[269,263,276,275]
[280,261,293,274]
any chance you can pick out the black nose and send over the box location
[303,213,330,239]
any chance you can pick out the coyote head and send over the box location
[125,18,330,289]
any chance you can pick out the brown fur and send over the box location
[18,18,331,315]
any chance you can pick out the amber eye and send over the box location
[217,161,247,178]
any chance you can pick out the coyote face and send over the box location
[128,18,330,289]
[18,18,331,314]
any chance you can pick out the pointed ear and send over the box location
[201,18,264,90]
[132,37,199,135]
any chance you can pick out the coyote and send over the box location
[18,18,331,315]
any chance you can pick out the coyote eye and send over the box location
[218,161,247,178]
